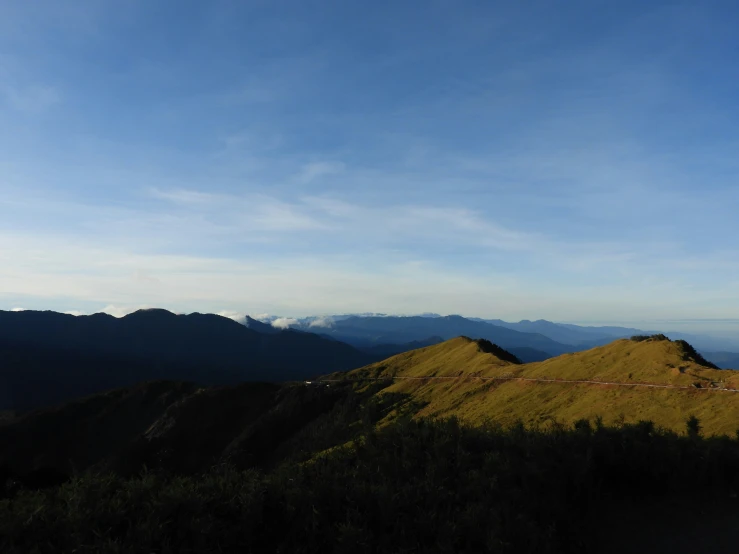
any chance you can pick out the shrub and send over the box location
[686,415,702,438]
[3,417,739,553]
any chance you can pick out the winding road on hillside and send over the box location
[318,375,739,393]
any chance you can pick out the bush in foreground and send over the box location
[2,416,739,554]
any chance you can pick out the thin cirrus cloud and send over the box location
[2,180,738,324]
[148,188,329,233]
[0,83,61,113]
[144,187,544,255]
[295,161,346,185]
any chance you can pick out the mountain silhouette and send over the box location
[0,378,362,480]
[0,309,373,411]
[243,315,280,334]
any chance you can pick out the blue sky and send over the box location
[1,0,738,328]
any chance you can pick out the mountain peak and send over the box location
[123,308,177,320]
[244,316,280,334]
[347,336,521,381]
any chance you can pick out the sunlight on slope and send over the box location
[346,336,518,380]
[523,338,735,386]
[339,336,739,436]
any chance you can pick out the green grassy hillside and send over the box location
[340,335,739,435]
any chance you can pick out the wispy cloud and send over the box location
[308,316,334,328]
[147,187,542,252]
[148,188,222,205]
[0,83,61,113]
[295,161,345,184]
[4,223,739,324]
[148,188,329,232]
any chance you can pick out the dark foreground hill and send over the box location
[0,309,374,411]
[4,375,739,553]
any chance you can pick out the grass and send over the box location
[341,336,739,435]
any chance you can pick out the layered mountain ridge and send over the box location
[4,333,739,486]
[0,309,373,411]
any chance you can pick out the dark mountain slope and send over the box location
[0,378,383,480]
[243,315,280,334]
[0,309,373,411]
[0,381,200,475]
[358,336,445,358]
[0,340,206,411]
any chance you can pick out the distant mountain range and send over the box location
[4,308,739,413]
[700,351,739,371]
[260,313,739,368]
[283,315,573,359]
[468,318,643,347]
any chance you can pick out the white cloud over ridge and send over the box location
[308,316,334,328]
[251,313,275,323]
[216,310,246,322]
[100,304,152,318]
[271,317,299,329]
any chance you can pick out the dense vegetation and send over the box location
[4,410,739,553]
[630,334,670,342]
[468,337,522,364]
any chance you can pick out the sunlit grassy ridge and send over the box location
[343,336,518,380]
[340,336,739,435]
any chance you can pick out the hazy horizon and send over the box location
[2,2,738,325]
[6,304,739,341]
